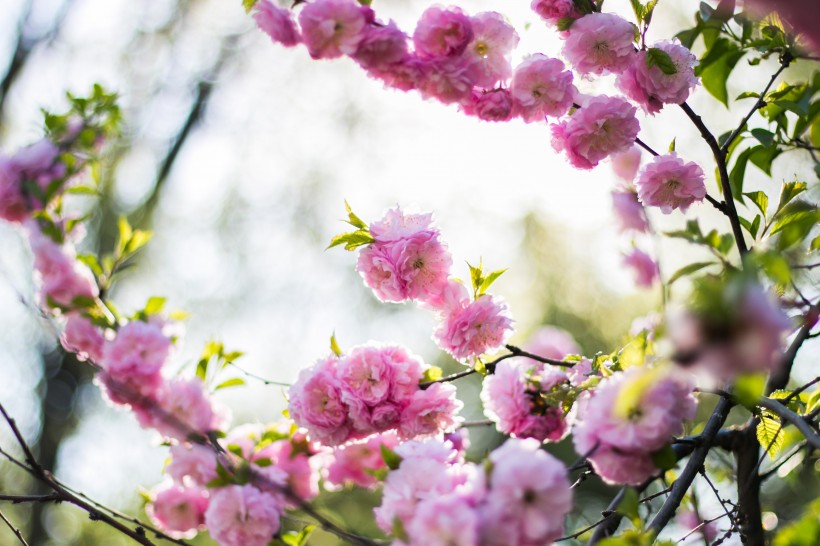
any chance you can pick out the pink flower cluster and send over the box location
[623,248,660,288]
[573,366,697,485]
[325,432,399,488]
[376,437,572,545]
[481,327,580,442]
[617,41,699,114]
[611,187,650,233]
[0,139,63,223]
[636,153,706,213]
[562,12,637,75]
[288,344,463,446]
[254,1,583,123]
[357,207,452,303]
[28,225,98,309]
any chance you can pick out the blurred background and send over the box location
[0,0,817,544]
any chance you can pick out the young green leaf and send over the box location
[756,410,783,459]
[330,333,343,357]
[667,261,716,285]
[215,377,246,391]
[646,47,678,75]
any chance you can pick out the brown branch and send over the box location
[758,397,820,449]
[0,508,29,546]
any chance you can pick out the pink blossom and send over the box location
[611,145,642,182]
[413,6,474,59]
[417,57,475,104]
[256,439,319,502]
[623,248,659,287]
[298,0,366,59]
[636,153,705,213]
[422,278,470,314]
[0,156,27,222]
[288,355,351,446]
[28,227,98,308]
[531,0,580,25]
[434,294,513,361]
[254,0,300,47]
[462,88,515,122]
[399,383,463,439]
[338,344,395,405]
[406,494,479,546]
[147,484,208,536]
[100,320,170,402]
[9,139,64,201]
[611,189,650,232]
[370,54,427,91]
[61,314,105,362]
[567,357,595,386]
[167,444,218,486]
[524,326,581,363]
[550,95,640,169]
[481,361,570,442]
[463,12,519,88]
[357,211,451,303]
[562,12,638,75]
[326,432,399,488]
[617,41,699,114]
[370,207,433,242]
[482,438,572,545]
[204,485,284,546]
[572,367,697,484]
[135,378,222,440]
[511,54,576,122]
[353,20,408,70]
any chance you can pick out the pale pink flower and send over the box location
[370,207,433,242]
[255,439,318,502]
[434,294,513,360]
[135,378,222,440]
[483,438,572,545]
[61,314,105,362]
[326,432,399,488]
[0,156,27,222]
[550,95,640,169]
[617,41,698,114]
[413,6,474,59]
[28,227,98,308]
[254,0,300,47]
[511,54,576,122]
[611,189,650,232]
[399,383,463,439]
[636,153,706,213]
[531,0,580,25]
[481,361,570,442]
[623,248,659,287]
[100,320,170,401]
[167,444,218,486]
[567,357,595,386]
[464,12,519,88]
[394,437,460,464]
[353,20,408,70]
[147,484,208,537]
[288,355,351,446]
[338,344,395,405]
[418,57,475,104]
[298,0,366,59]
[204,485,284,546]
[462,88,515,122]
[611,146,642,182]
[406,494,479,546]
[422,278,470,314]
[562,12,638,75]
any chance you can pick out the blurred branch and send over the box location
[0,508,29,546]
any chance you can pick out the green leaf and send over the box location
[330,333,343,357]
[751,250,791,285]
[756,410,784,459]
[215,377,246,391]
[65,185,99,196]
[381,445,402,471]
[646,47,678,75]
[650,444,678,471]
[700,46,745,107]
[749,145,781,176]
[668,137,676,152]
[116,216,133,255]
[776,181,807,213]
[811,234,820,252]
[616,488,641,526]
[667,261,716,284]
[327,230,375,251]
[736,91,760,100]
[242,0,259,13]
[743,191,769,218]
[144,296,166,316]
[556,17,576,31]
[77,254,104,277]
[734,373,766,409]
[196,359,209,380]
[468,260,484,295]
[729,147,753,200]
[344,200,368,230]
[421,366,443,383]
[750,128,775,147]
[278,525,315,546]
[479,268,507,296]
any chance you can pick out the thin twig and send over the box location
[759,441,808,481]
[228,362,291,387]
[0,508,29,546]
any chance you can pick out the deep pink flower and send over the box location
[325,432,399,488]
[148,484,208,537]
[463,11,519,88]
[636,153,705,213]
[0,156,27,222]
[531,0,580,25]
[61,313,105,362]
[434,294,513,361]
[611,145,642,182]
[254,0,300,47]
[611,189,650,233]
[562,12,638,75]
[100,320,170,402]
[417,57,475,104]
[204,485,284,546]
[399,382,463,439]
[338,344,395,405]
[511,54,576,122]
[28,227,98,308]
[370,54,428,91]
[463,88,515,122]
[617,41,699,114]
[550,95,640,169]
[298,0,366,59]
[353,20,408,70]
[135,378,223,440]
[623,248,659,287]
[482,438,572,545]
[255,439,319,502]
[413,6,474,59]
